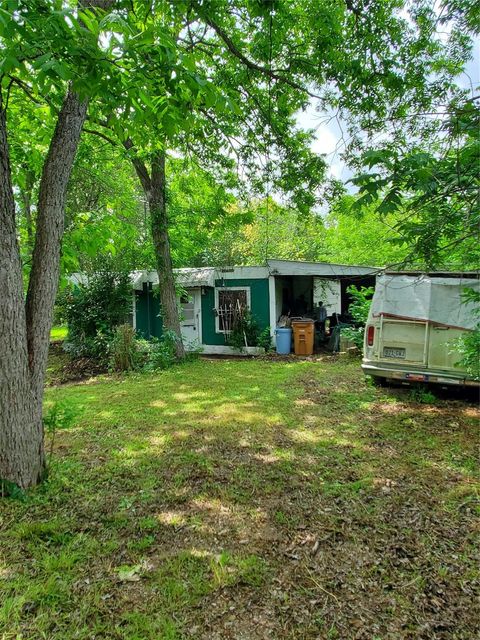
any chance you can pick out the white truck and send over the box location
[362,272,480,387]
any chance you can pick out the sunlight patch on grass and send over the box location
[0,563,13,580]
[148,433,170,447]
[172,391,210,401]
[156,511,187,527]
[199,402,283,427]
[149,399,167,408]
[50,326,68,341]
[97,409,114,419]
[252,452,282,464]
[190,497,233,517]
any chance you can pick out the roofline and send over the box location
[383,270,480,279]
[267,258,380,270]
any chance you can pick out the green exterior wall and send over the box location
[135,285,163,339]
[135,278,270,345]
[201,278,270,346]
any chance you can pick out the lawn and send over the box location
[1,358,478,639]
[50,325,68,342]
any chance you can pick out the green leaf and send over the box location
[0,54,21,74]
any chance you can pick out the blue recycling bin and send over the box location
[276,327,292,354]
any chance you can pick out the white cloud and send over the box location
[310,124,337,156]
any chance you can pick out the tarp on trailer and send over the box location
[371,274,480,330]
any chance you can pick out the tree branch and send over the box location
[196,8,321,100]
[123,138,152,194]
[83,126,117,146]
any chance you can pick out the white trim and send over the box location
[132,292,137,330]
[268,275,276,337]
[214,286,251,334]
[201,345,265,356]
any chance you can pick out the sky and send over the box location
[297,36,480,186]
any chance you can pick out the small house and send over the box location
[132,260,378,354]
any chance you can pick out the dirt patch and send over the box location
[46,342,107,385]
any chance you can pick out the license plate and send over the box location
[383,347,406,359]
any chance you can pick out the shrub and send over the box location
[227,309,269,352]
[341,285,374,351]
[454,288,480,381]
[183,339,204,361]
[409,387,437,404]
[257,326,273,352]
[142,330,178,371]
[340,326,364,350]
[109,324,140,372]
[456,324,480,381]
[61,266,132,361]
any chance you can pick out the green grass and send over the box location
[50,325,68,342]
[1,358,478,639]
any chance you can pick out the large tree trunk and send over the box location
[1,86,88,490]
[1,1,113,491]
[26,87,88,397]
[126,143,185,359]
[0,95,44,490]
[150,152,185,359]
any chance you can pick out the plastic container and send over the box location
[275,327,292,354]
[292,320,315,356]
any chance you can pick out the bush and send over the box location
[409,387,437,404]
[454,288,480,381]
[227,309,270,352]
[142,330,178,371]
[257,326,273,352]
[456,324,480,380]
[61,266,132,361]
[109,324,140,372]
[183,339,204,361]
[109,328,200,374]
[341,285,374,351]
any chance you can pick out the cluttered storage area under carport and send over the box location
[267,260,377,355]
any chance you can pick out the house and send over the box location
[132,260,379,354]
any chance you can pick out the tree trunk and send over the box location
[1,0,113,491]
[150,152,185,359]
[26,87,88,397]
[1,86,89,490]
[0,96,44,490]
[126,143,185,359]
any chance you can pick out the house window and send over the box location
[180,293,195,326]
[215,287,251,333]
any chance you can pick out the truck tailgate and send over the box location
[379,319,427,364]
